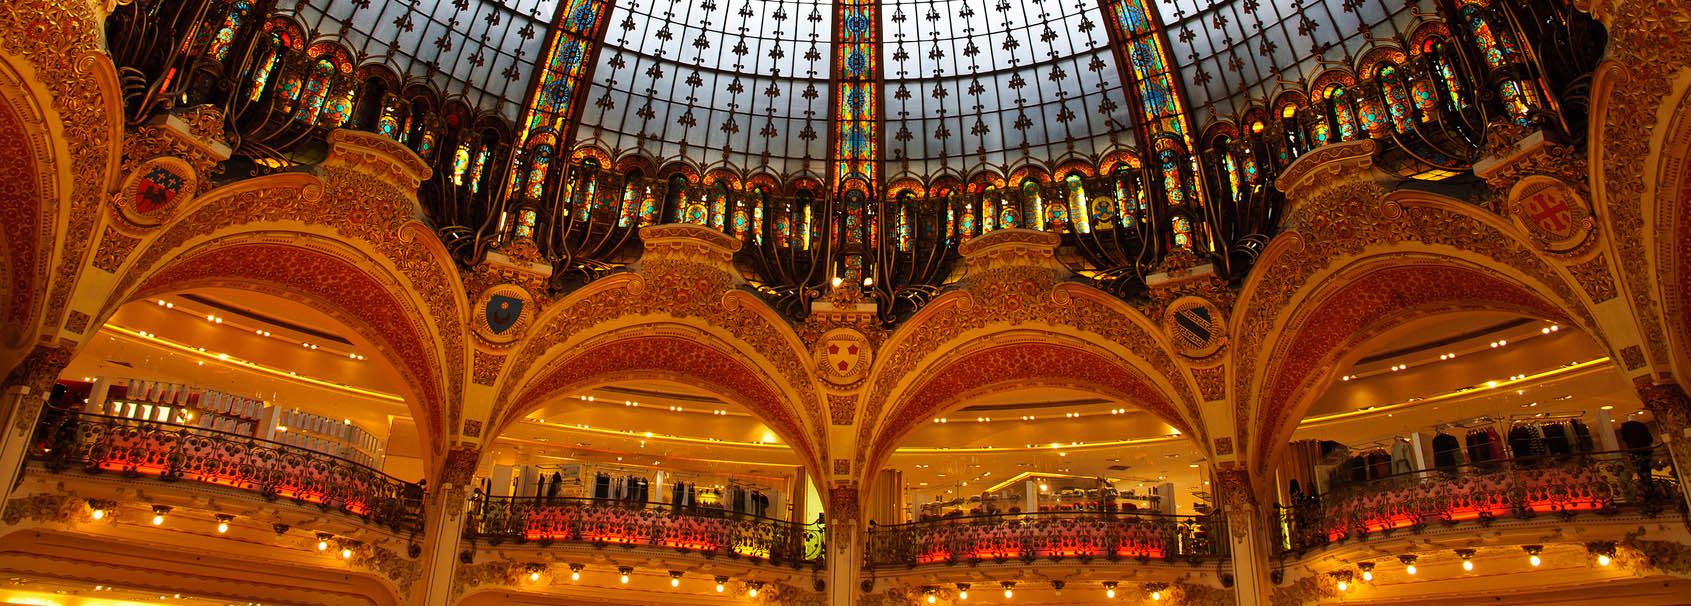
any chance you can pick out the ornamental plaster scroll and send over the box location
[1233,143,1602,476]
[489,223,827,460]
[0,0,123,350]
[855,229,1204,482]
[1585,0,1691,372]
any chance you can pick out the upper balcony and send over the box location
[28,408,423,533]
[864,509,1226,569]
[1273,447,1686,557]
[465,495,825,570]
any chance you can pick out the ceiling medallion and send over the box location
[472,284,534,345]
[814,327,872,387]
[1508,176,1593,255]
[116,157,197,227]
[1164,296,1226,359]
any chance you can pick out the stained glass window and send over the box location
[1326,86,1358,142]
[299,60,335,125]
[1025,181,1054,233]
[451,145,471,186]
[709,184,729,231]
[752,192,766,246]
[515,209,538,239]
[1156,140,1188,207]
[1221,146,1243,203]
[526,144,553,200]
[207,1,253,62]
[376,103,402,139]
[570,164,599,221]
[895,198,913,252]
[618,179,640,228]
[470,148,489,193]
[516,0,611,147]
[1460,4,1517,69]
[249,40,280,102]
[956,193,976,243]
[1066,175,1090,234]
[832,0,878,195]
[1171,215,1192,249]
[1379,65,1414,133]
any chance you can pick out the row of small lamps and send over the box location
[86,500,362,560]
[523,564,765,596]
[1333,543,1617,590]
[917,581,1173,602]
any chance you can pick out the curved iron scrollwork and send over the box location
[1274,448,1687,555]
[863,510,1227,568]
[467,495,825,569]
[32,412,423,532]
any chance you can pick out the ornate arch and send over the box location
[1650,80,1691,383]
[496,327,824,479]
[484,225,826,475]
[123,233,450,468]
[1247,255,1577,473]
[855,231,1204,484]
[861,331,1200,490]
[0,0,121,356]
[1234,141,1603,475]
[101,131,467,465]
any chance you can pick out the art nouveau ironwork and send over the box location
[1274,448,1686,555]
[468,495,826,569]
[863,510,1226,568]
[32,411,423,532]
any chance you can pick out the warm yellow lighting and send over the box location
[958,591,968,600]
[1462,560,1474,571]
[317,540,329,551]
[571,572,581,581]
[217,522,229,533]
[90,509,105,520]
[1406,564,1417,575]
[1530,555,1541,567]
[1002,589,1012,599]
[1336,581,1348,591]
[716,583,725,592]
[927,594,936,604]
[341,548,353,559]
[531,572,542,582]
[151,515,164,526]
[1361,571,1372,582]
[620,575,630,584]
[748,585,760,597]
[1151,591,1161,601]
[1105,588,1116,598]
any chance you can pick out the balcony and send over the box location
[863,510,1227,569]
[466,495,825,569]
[30,410,422,532]
[1274,447,1687,555]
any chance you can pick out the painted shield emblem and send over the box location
[1171,304,1214,351]
[1165,296,1226,358]
[485,295,523,335]
[1522,189,1574,239]
[135,166,185,214]
[826,339,862,375]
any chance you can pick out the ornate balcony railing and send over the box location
[31,411,423,532]
[1274,447,1686,555]
[863,510,1227,568]
[466,496,825,569]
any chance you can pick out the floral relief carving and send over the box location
[0,0,115,343]
[62,310,90,334]
[1597,0,1691,366]
[91,225,142,273]
[1,494,76,526]
[472,350,504,386]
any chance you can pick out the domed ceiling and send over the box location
[280,0,1433,177]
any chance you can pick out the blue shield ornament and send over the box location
[135,166,185,214]
[485,295,523,335]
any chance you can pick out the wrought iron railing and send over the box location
[466,495,825,569]
[31,411,422,532]
[863,510,1227,568]
[1273,447,1686,555]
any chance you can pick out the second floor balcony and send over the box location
[1274,447,1686,555]
[864,510,1227,569]
[465,495,825,569]
[30,409,423,532]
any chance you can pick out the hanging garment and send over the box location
[1508,424,1547,459]
[1432,433,1462,469]
[1390,438,1414,473]
[1465,430,1492,464]
[1569,420,1595,452]
[1345,456,1369,483]
[1541,423,1573,455]
[1365,450,1391,480]
[1620,421,1654,450]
